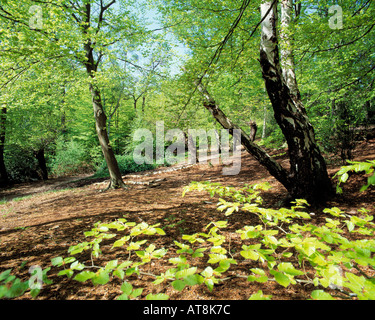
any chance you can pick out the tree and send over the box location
[0,105,8,186]
[76,1,127,189]
[158,0,334,203]
[0,0,150,189]
[259,0,333,202]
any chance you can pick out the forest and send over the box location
[0,0,374,302]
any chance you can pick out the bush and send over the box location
[94,154,158,178]
[334,160,375,193]
[4,144,40,182]
[49,138,93,177]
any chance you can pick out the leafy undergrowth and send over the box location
[2,172,374,300]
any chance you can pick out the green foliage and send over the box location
[0,267,52,299]
[51,218,168,296]
[49,138,92,177]
[47,177,375,300]
[4,144,41,182]
[0,269,30,299]
[183,181,375,300]
[334,160,375,193]
[94,154,158,178]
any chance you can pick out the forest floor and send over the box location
[0,138,375,300]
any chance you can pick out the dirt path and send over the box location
[0,174,96,202]
[0,140,374,300]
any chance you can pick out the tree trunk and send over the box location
[259,1,333,203]
[34,148,48,180]
[81,3,125,190]
[262,104,267,139]
[89,83,126,189]
[0,106,9,187]
[280,0,300,99]
[249,120,257,142]
[142,95,146,113]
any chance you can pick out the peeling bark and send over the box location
[260,1,333,203]
[280,0,300,99]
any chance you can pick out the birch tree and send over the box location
[259,0,333,202]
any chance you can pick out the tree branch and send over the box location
[196,80,291,190]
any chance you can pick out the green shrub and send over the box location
[334,160,375,193]
[4,144,40,182]
[0,267,52,299]
[49,138,92,177]
[94,154,158,178]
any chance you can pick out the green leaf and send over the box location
[130,288,143,298]
[105,259,118,271]
[146,293,169,300]
[155,228,166,235]
[74,271,96,282]
[30,288,41,298]
[340,172,349,183]
[126,267,140,276]
[169,255,187,265]
[201,266,214,278]
[248,268,269,283]
[248,290,272,300]
[70,261,85,271]
[92,271,110,285]
[0,269,12,282]
[296,211,312,219]
[172,279,186,291]
[240,250,259,261]
[184,274,203,286]
[301,242,316,257]
[117,293,129,300]
[113,269,125,280]
[112,236,130,248]
[311,290,335,300]
[121,281,133,295]
[270,270,290,287]
[64,257,76,264]
[247,274,269,283]
[277,263,304,276]
[204,278,214,291]
[57,269,74,278]
[175,267,197,279]
[346,221,355,232]
[117,261,133,270]
[251,268,266,276]
[51,257,63,267]
[192,248,207,258]
[368,173,375,185]
[208,253,227,264]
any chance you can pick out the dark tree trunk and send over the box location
[34,148,48,180]
[259,1,333,203]
[249,120,257,142]
[0,106,9,187]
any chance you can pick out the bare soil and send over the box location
[0,139,374,300]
